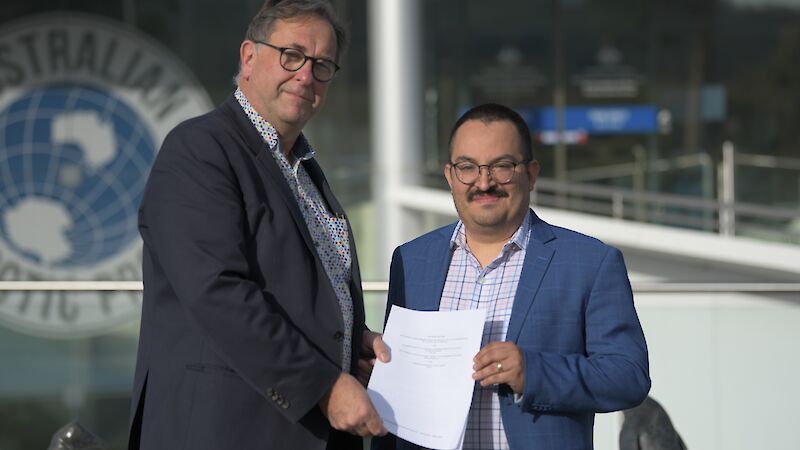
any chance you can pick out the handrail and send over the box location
[534,178,800,221]
[0,281,144,291]
[535,178,720,211]
[0,281,798,293]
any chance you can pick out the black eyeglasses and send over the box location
[253,40,340,82]
[448,159,530,185]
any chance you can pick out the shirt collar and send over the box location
[234,87,316,162]
[450,208,533,252]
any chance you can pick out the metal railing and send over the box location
[2,281,799,294]
[533,178,800,235]
[529,145,800,243]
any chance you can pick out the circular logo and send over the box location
[0,13,213,338]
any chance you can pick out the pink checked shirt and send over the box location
[439,211,532,450]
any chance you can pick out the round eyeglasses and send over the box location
[253,40,340,82]
[449,159,530,185]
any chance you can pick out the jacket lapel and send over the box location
[222,95,358,367]
[307,160,367,316]
[304,159,344,216]
[418,224,456,312]
[222,96,320,260]
[505,212,556,343]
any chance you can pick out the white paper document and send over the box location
[367,305,487,450]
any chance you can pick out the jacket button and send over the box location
[333,331,344,342]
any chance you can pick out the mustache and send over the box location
[467,187,508,202]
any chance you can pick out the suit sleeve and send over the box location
[139,125,340,423]
[384,247,407,319]
[518,247,650,414]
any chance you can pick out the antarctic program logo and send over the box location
[0,13,212,337]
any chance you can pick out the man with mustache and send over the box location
[129,1,387,449]
[372,104,650,450]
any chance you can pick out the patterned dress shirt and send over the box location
[235,88,354,371]
[439,211,532,450]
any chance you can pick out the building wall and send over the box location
[0,1,798,448]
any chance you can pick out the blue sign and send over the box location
[519,105,658,135]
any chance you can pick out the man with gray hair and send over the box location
[129,1,387,448]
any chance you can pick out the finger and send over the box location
[337,415,367,435]
[365,414,387,436]
[472,362,507,382]
[372,335,390,363]
[481,349,522,368]
[478,372,510,387]
[474,343,516,368]
[475,340,508,356]
[345,422,364,436]
[360,342,375,357]
[476,361,517,383]
[361,331,379,356]
[477,341,515,356]
[473,350,510,371]
[475,355,520,378]
[474,343,507,361]
[353,423,370,437]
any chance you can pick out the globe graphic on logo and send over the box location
[0,83,156,268]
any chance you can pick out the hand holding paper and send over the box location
[367,306,486,450]
[473,340,525,393]
[358,330,390,386]
[320,372,387,437]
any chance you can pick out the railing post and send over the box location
[700,152,714,231]
[612,192,624,220]
[633,145,646,222]
[719,141,736,236]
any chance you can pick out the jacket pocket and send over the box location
[185,363,240,379]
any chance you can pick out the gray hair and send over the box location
[234,0,348,85]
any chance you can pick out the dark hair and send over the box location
[245,0,348,62]
[448,103,533,160]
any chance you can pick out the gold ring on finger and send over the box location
[496,362,503,373]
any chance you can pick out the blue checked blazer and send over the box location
[372,210,650,450]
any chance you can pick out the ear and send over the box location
[526,159,540,192]
[444,164,454,191]
[239,40,257,82]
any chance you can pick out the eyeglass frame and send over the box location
[252,40,340,82]
[447,158,532,185]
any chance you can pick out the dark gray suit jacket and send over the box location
[129,94,365,450]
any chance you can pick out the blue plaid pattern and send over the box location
[235,88,354,371]
[439,212,531,450]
